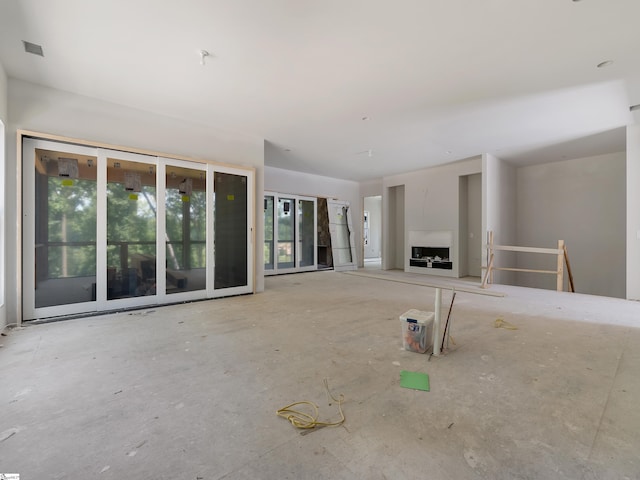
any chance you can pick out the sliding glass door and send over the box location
[264,192,317,275]
[264,195,275,272]
[164,161,207,297]
[23,137,254,321]
[214,170,249,290]
[298,198,315,268]
[105,153,157,303]
[277,197,296,270]
[26,143,99,315]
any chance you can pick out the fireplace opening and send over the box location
[410,246,452,270]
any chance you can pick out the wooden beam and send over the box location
[483,244,563,255]
[488,231,494,285]
[492,267,558,274]
[481,252,494,289]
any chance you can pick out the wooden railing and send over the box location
[481,231,575,292]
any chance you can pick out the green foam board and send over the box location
[400,370,430,391]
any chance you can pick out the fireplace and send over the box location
[410,246,452,269]
[408,230,453,272]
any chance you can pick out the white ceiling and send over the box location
[1,0,639,181]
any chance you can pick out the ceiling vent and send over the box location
[23,40,44,57]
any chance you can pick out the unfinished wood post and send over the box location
[557,240,565,291]
[481,253,494,289]
[564,245,575,293]
[489,231,494,285]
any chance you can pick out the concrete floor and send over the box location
[1,270,639,479]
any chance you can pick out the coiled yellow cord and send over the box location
[276,379,345,429]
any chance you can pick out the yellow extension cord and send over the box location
[494,318,518,330]
[276,379,345,430]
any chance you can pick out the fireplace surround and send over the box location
[408,230,453,272]
[410,246,452,269]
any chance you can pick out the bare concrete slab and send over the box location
[1,270,639,479]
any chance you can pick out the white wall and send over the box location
[384,157,482,277]
[517,152,626,298]
[0,61,7,121]
[6,79,265,324]
[458,173,483,277]
[0,60,7,331]
[382,184,405,269]
[360,179,383,199]
[264,165,362,264]
[458,176,469,276]
[627,125,640,300]
[393,187,405,269]
[482,153,517,284]
[363,196,382,259]
[459,173,482,277]
[467,173,482,276]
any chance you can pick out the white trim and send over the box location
[95,148,108,309]
[155,160,167,303]
[0,119,4,329]
[206,164,215,298]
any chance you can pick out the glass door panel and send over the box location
[165,165,206,294]
[277,198,295,269]
[106,158,157,299]
[214,172,248,289]
[265,193,317,275]
[34,148,98,308]
[264,196,275,271]
[298,199,316,268]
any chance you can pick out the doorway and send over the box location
[363,195,382,269]
[459,173,482,277]
[385,185,405,270]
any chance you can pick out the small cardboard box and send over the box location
[400,309,435,354]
